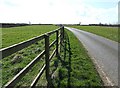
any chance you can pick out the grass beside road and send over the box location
[52,29,103,87]
[69,26,118,42]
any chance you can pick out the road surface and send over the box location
[65,27,118,86]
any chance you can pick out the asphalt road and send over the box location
[65,27,118,86]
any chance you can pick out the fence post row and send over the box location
[44,26,64,87]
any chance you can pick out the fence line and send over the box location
[1,26,64,87]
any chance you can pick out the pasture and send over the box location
[2,25,58,48]
[69,26,118,42]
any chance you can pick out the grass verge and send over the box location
[68,26,118,42]
[52,29,103,87]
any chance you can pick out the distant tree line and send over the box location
[64,23,120,27]
[32,24,53,25]
[0,23,54,28]
[0,23,29,28]
[89,23,120,27]
[1,23,119,28]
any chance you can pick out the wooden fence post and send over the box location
[45,34,51,87]
[60,26,64,53]
[62,26,64,40]
[56,31,59,57]
[60,28,62,53]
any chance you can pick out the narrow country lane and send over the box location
[65,27,118,86]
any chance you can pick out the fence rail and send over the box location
[1,26,64,87]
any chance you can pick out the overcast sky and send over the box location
[0,0,119,24]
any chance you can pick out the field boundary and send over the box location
[0,26,64,87]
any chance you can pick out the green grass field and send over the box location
[2,25,58,48]
[1,25,103,87]
[69,26,118,42]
